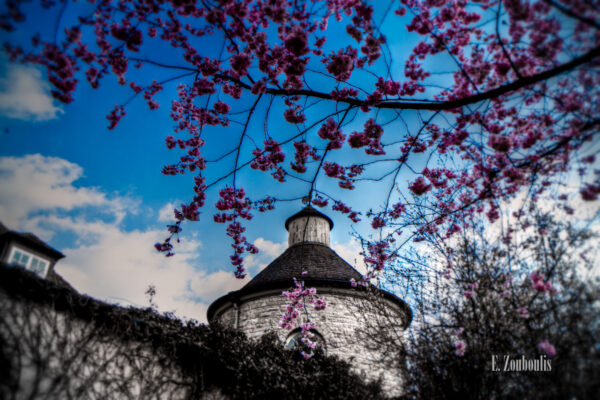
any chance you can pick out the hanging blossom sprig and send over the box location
[281,274,328,359]
[213,187,258,279]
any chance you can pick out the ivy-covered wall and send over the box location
[0,264,386,400]
[214,288,407,397]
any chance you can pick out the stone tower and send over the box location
[207,206,411,396]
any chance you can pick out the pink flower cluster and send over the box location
[375,77,400,96]
[408,177,432,196]
[251,139,286,182]
[389,202,406,219]
[348,119,384,155]
[364,240,390,271]
[280,277,328,359]
[452,326,466,356]
[530,272,556,294]
[291,141,319,174]
[322,162,360,190]
[299,322,318,359]
[318,119,346,150]
[255,196,276,213]
[332,202,360,222]
[106,105,126,130]
[580,183,600,201]
[371,216,386,229]
[143,80,163,110]
[330,87,358,101]
[538,340,556,357]
[311,197,328,208]
[454,340,466,356]
[324,46,357,81]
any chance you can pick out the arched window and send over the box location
[285,328,327,355]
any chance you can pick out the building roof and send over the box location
[207,242,412,325]
[0,221,65,260]
[284,205,334,231]
[46,268,77,291]
[243,243,362,291]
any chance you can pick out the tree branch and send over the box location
[217,45,600,111]
[542,0,600,30]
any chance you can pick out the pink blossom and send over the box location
[580,183,600,201]
[389,202,406,218]
[530,272,556,294]
[463,290,475,299]
[371,216,386,229]
[284,27,309,57]
[213,101,230,114]
[284,107,306,124]
[454,340,466,356]
[106,105,126,130]
[517,307,529,319]
[324,46,357,81]
[538,340,556,357]
[318,119,345,149]
[408,177,432,196]
[488,134,512,153]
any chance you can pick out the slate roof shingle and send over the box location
[242,243,362,292]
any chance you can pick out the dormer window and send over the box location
[8,246,50,278]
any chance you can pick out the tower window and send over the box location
[285,329,327,355]
[8,246,50,278]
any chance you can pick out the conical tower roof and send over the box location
[242,242,362,292]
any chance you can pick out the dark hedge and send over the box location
[0,263,385,399]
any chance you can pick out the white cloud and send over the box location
[0,62,63,121]
[243,237,287,273]
[0,154,243,323]
[254,237,286,259]
[190,270,249,302]
[33,213,242,323]
[332,238,368,275]
[0,154,131,229]
[158,201,179,222]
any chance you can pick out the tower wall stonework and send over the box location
[287,216,330,247]
[213,288,408,397]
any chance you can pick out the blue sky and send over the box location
[0,2,433,323]
[0,59,383,322]
[3,2,596,324]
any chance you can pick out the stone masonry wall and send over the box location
[214,288,408,397]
